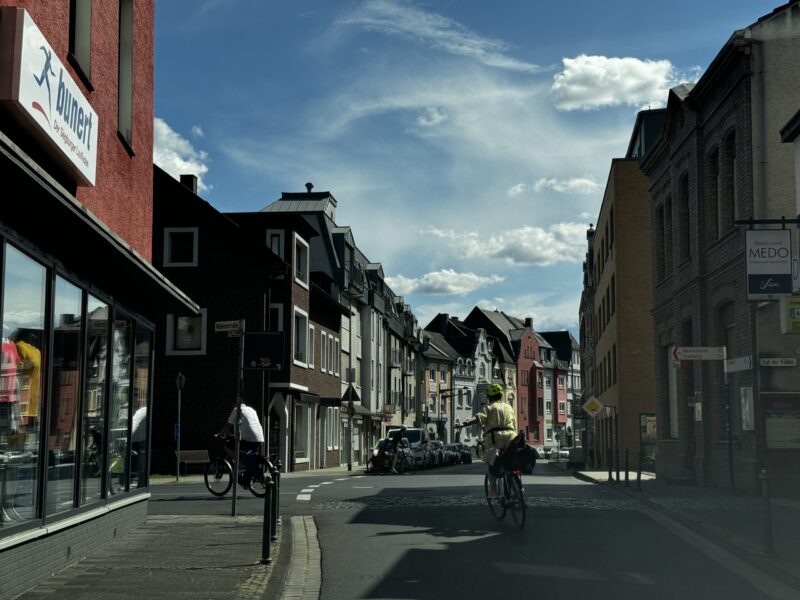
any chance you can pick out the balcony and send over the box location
[344,262,365,297]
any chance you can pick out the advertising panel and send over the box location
[764,392,800,449]
[746,230,792,300]
[0,8,98,185]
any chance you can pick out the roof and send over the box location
[423,331,458,361]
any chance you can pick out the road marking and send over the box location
[308,484,320,488]
[352,486,373,489]
[335,478,347,481]
[300,488,314,493]
[296,494,312,501]
[321,481,333,485]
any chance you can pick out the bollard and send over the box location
[270,463,279,542]
[607,445,613,482]
[261,477,274,564]
[624,449,629,487]
[759,469,774,555]
[275,459,282,525]
[636,448,642,492]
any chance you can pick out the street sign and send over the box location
[672,346,726,361]
[582,397,604,418]
[215,319,244,333]
[760,357,797,367]
[243,332,284,370]
[724,356,752,374]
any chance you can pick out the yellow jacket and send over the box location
[475,400,517,450]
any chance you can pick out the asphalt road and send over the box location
[148,462,780,600]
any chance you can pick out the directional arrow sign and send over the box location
[582,398,604,418]
[673,346,726,361]
[724,356,752,373]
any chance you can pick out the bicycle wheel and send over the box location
[484,473,506,520]
[248,458,269,498]
[505,473,526,529]
[204,458,233,497]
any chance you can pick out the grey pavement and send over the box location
[551,460,800,594]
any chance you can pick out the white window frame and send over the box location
[164,227,199,267]
[293,306,310,367]
[269,303,284,332]
[308,325,315,368]
[166,308,207,356]
[293,233,309,289]
[266,229,284,259]
[334,337,340,376]
[294,403,310,463]
[321,332,328,373]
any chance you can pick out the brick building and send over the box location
[640,2,800,493]
[0,3,197,596]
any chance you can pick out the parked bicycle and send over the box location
[485,441,527,529]
[204,434,271,498]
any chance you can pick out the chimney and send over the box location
[441,313,449,335]
[305,182,314,193]
[180,174,198,194]
[524,317,533,329]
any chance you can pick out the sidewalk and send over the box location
[16,465,364,600]
[550,460,800,593]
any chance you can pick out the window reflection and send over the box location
[81,296,107,505]
[130,328,151,488]
[46,277,82,515]
[0,244,46,527]
[108,318,131,495]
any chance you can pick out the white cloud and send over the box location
[386,269,505,295]
[191,124,205,138]
[153,117,211,193]
[533,176,601,194]
[339,0,542,73]
[507,183,527,198]
[417,106,448,127]
[426,223,589,266]
[551,54,698,111]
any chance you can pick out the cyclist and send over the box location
[455,383,516,498]
[218,399,264,482]
[389,425,407,473]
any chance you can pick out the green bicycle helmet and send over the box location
[486,383,504,399]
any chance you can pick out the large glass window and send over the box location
[81,295,107,505]
[108,317,131,496]
[0,245,47,527]
[129,327,151,489]
[46,277,83,516]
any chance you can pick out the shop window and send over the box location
[46,276,83,516]
[166,309,207,356]
[69,0,92,84]
[117,0,133,148]
[81,294,108,505]
[129,326,152,489]
[1,244,47,526]
[294,404,309,461]
[164,228,198,267]
[108,316,132,496]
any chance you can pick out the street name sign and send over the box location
[215,319,244,333]
[673,346,726,361]
[724,356,752,373]
[582,398,604,418]
[760,357,797,367]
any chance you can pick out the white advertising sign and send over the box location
[0,9,98,185]
[746,229,792,300]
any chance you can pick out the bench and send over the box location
[175,450,210,475]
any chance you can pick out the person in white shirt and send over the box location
[219,399,264,458]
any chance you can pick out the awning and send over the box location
[0,130,199,319]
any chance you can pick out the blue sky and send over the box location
[153,0,777,334]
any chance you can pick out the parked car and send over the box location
[367,437,413,474]
[387,427,431,469]
[551,447,569,461]
[429,440,445,467]
[450,443,473,464]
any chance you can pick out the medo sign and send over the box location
[745,229,792,300]
[0,8,99,186]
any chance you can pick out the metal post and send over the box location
[270,467,279,542]
[607,442,612,482]
[624,448,629,487]
[636,447,643,492]
[0,462,6,525]
[175,372,185,483]
[614,414,620,483]
[232,324,245,517]
[261,478,274,564]
[275,459,282,525]
[759,469,774,555]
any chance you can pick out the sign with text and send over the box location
[746,229,792,300]
[724,355,752,374]
[672,346,726,361]
[759,357,797,367]
[243,332,283,371]
[0,8,98,185]
[214,319,244,333]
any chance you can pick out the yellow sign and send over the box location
[582,398,604,417]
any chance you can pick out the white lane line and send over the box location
[335,478,347,481]
[353,475,366,478]
[300,488,315,493]
[308,484,320,488]
[296,494,312,501]
[320,481,333,485]
[353,486,373,489]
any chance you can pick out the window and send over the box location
[558,375,565,389]
[166,309,207,355]
[429,367,435,381]
[293,307,309,366]
[326,407,340,450]
[546,400,552,413]
[612,345,617,385]
[266,229,284,259]
[308,325,315,368]
[108,316,132,495]
[82,294,108,505]
[118,0,133,147]
[708,148,721,242]
[546,427,553,441]
[164,228,198,267]
[664,195,673,275]
[537,372,543,389]
[545,375,551,388]
[321,332,328,372]
[610,276,616,316]
[69,0,92,82]
[294,234,309,288]
[723,131,738,228]
[440,366,446,382]
[678,174,690,262]
[559,401,566,414]
[268,304,283,332]
[334,338,340,376]
[294,404,309,461]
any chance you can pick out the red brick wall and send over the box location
[0,1,155,259]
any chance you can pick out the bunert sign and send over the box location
[672,346,726,361]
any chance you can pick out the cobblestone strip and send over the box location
[281,516,321,600]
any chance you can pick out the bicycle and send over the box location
[485,444,527,529]
[204,434,271,498]
[474,439,484,459]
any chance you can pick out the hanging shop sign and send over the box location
[0,8,98,185]
[745,229,792,300]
